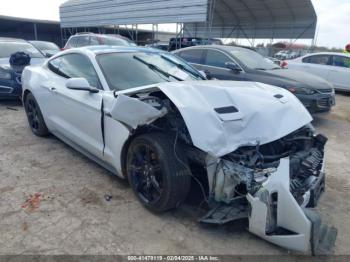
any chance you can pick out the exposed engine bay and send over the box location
[211,126,327,207]
[106,83,337,255]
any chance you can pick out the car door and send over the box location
[44,53,104,158]
[175,48,205,71]
[298,55,332,80]
[328,55,350,91]
[201,49,244,80]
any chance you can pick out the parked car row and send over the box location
[174,45,336,114]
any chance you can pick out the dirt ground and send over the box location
[0,94,349,255]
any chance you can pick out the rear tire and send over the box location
[24,92,49,137]
[126,133,191,212]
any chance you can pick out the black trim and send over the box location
[274,94,284,99]
[101,98,106,155]
[214,106,239,114]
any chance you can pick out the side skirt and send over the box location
[51,130,121,177]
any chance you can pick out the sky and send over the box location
[0,0,348,49]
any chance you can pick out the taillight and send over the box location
[60,48,65,51]
[281,60,288,68]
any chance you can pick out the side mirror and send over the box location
[199,70,213,80]
[66,78,99,93]
[225,62,242,72]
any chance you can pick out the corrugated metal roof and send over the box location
[60,0,208,27]
[184,0,317,39]
[60,0,317,39]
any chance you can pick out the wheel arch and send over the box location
[22,89,31,103]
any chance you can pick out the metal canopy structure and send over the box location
[185,0,317,39]
[60,0,317,41]
[0,15,61,45]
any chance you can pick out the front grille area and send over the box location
[318,98,331,107]
[318,88,333,94]
[0,85,13,94]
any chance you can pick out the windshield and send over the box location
[97,52,202,91]
[0,42,44,58]
[31,41,59,51]
[100,37,136,47]
[231,49,280,70]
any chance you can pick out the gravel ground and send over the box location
[0,94,349,255]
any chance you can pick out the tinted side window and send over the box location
[55,54,101,88]
[302,55,331,65]
[177,49,203,64]
[66,37,78,48]
[332,56,350,68]
[205,50,232,68]
[90,36,100,46]
[76,36,90,47]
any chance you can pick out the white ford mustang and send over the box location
[22,46,336,254]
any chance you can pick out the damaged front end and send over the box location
[203,126,337,255]
[106,81,337,255]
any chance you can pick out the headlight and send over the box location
[287,87,315,95]
[0,69,11,80]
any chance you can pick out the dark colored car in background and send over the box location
[63,33,137,50]
[29,40,60,57]
[145,41,169,51]
[174,46,335,114]
[0,38,46,100]
[168,37,223,51]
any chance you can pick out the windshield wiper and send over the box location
[160,54,204,79]
[133,55,183,81]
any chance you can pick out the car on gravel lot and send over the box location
[0,37,46,100]
[287,52,350,92]
[173,46,336,114]
[22,46,336,254]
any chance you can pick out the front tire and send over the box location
[126,133,191,212]
[24,92,49,137]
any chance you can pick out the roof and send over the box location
[63,45,164,56]
[184,0,317,39]
[174,45,249,53]
[0,37,27,42]
[0,15,59,25]
[60,0,317,39]
[304,52,350,58]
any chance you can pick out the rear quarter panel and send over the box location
[22,65,53,129]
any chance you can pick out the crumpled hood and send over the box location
[157,80,313,157]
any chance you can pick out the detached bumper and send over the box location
[247,158,337,255]
[297,93,335,114]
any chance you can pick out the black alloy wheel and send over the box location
[127,133,191,212]
[24,93,49,136]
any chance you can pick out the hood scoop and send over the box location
[214,106,243,121]
[274,93,288,104]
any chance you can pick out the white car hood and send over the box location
[156,81,313,157]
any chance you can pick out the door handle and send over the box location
[50,87,57,92]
